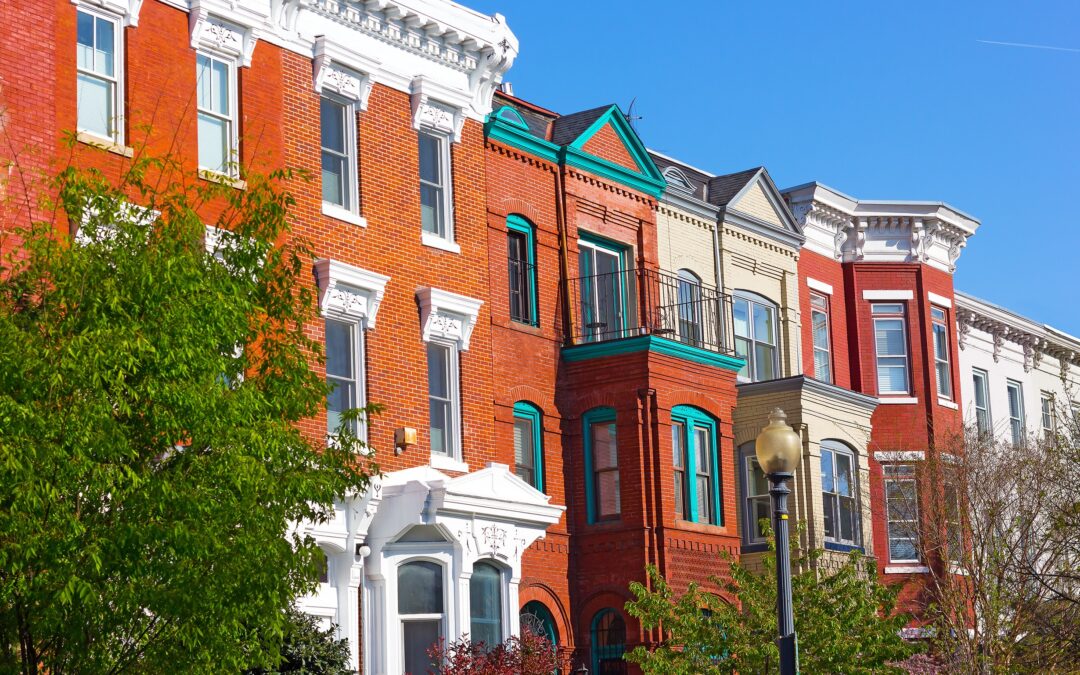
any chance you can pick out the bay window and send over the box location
[513,402,543,491]
[743,451,771,544]
[671,406,720,525]
[872,303,909,395]
[584,408,620,522]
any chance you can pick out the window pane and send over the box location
[875,319,906,355]
[326,380,354,435]
[973,373,987,407]
[754,343,776,381]
[889,537,917,562]
[77,74,111,137]
[753,497,771,538]
[427,343,448,398]
[403,621,440,675]
[322,153,345,206]
[95,17,115,77]
[812,310,829,350]
[671,423,684,469]
[820,450,834,493]
[734,336,751,379]
[421,184,443,236]
[886,481,916,521]
[823,494,835,539]
[597,470,620,517]
[752,302,774,344]
[592,422,617,470]
[470,563,502,647]
[839,495,856,542]
[211,58,229,115]
[320,97,346,153]
[197,112,227,173]
[696,475,711,523]
[695,428,710,473]
[325,320,353,377]
[514,417,534,483]
[733,298,749,338]
[748,458,768,497]
[430,399,448,454]
[418,132,441,184]
[814,348,832,384]
[936,361,952,398]
[872,303,903,314]
[398,561,443,614]
[77,12,95,69]
[835,452,852,496]
[877,359,908,394]
[933,324,948,360]
[196,55,212,109]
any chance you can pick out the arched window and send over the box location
[591,609,627,674]
[820,440,860,549]
[733,291,779,382]
[470,562,503,647]
[520,600,559,646]
[507,215,538,326]
[671,405,721,525]
[398,560,444,675]
[583,407,619,523]
[676,269,703,347]
[513,401,544,491]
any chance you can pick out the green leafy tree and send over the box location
[0,155,375,674]
[243,609,351,675]
[626,527,919,674]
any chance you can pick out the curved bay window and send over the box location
[398,560,444,675]
[469,562,503,647]
[591,609,627,675]
[676,269,703,346]
[733,291,778,382]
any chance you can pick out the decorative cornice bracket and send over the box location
[189,1,260,67]
[417,287,484,351]
[313,36,379,110]
[314,259,391,328]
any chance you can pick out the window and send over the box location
[733,292,778,382]
[1041,393,1055,435]
[591,609,627,675]
[326,317,363,437]
[578,236,628,342]
[469,562,503,647]
[320,95,358,214]
[972,369,991,435]
[513,402,543,491]
[676,269,704,347]
[419,130,452,241]
[810,293,832,384]
[196,52,236,176]
[944,481,963,563]
[872,303,909,395]
[76,9,122,143]
[1007,380,1025,445]
[584,408,619,522]
[507,216,538,326]
[399,561,444,674]
[671,406,721,525]
[884,464,918,563]
[931,307,952,399]
[427,341,459,458]
[743,451,771,544]
[520,601,558,646]
[821,442,859,547]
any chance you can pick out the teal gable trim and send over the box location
[582,406,618,525]
[563,105,666,198]
[485,108,560,163]
[507,215,539,326]
[671,405,723,526]
[513,401,544,492]
[562,335,745,372]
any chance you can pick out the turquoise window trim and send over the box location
[493,105,528,130]
[582,406,617,525]
[507,215,539,327]
[590,608,626,673]
[561,334,745,372]
[671,405,723,526]
[513,401,544,492]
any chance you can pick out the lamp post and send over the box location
[755,408,802,675]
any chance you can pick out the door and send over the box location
[579,238,626,342]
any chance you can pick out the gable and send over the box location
[732,181,785,227]
[580,121,641,172]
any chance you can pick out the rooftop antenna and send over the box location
[624,97,643,130]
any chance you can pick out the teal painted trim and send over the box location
[581,406,617,525]
[562,335,745,372]
[564,105,666,191]
[513,401,544,492]
[491,105,528,130]
[506,215,539,327]
[485,116,560,163]
[562,146,665,198]
[671,405,723,527]
[590,608,626,672]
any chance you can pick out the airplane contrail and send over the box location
[977,39,1080,53]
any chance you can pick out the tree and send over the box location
[914,419,1080,673]
[625,528,918,674]
[424,630,571,675]
[0,154,375,674]
[243,609,351,675]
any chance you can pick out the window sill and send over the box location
[199,168,246,190]
[429,453,468,473]
[937,398,959,410]
[673,518,726,534]
[824,541,864,553]
[77,131,133,158]
[740,542,770,554]
[322,203,367,227]
[878,396,918,405]
[884,564,929,574]
[421,231,461,254]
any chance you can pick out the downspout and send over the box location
[555,160,573,341]
[714,210,729,350]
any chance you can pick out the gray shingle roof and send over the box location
[707,167,763,207]
[550,105,613,147]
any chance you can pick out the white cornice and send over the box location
[956,291,1080,372]
[159,0,518,119]
[783,181,980,273]
[314,259,391,328]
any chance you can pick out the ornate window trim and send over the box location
[417,287,483,352]
[410,75,469,143]
[70,0,143,26]
[314,259,391,328]
[188,3,259,67]
[313,36,378,110]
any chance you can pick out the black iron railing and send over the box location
[508,256,537,325]
[564,267,735,355]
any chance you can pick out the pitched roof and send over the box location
[550,104,613,146]
[707,167,762,207]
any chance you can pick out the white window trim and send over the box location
[927,291,952,308]
[972,368,992,434]
[883,465,920,564]
[70,0,143,27]
[806,277,833,295]
[75,5,125,147]
[1040,392,1055,435]
[878,397,918,405]
[821,444,860,547]
[1007,380,1026,443]
[385,552,454,675]
[885,565,930,575]
[744,454,771,544]
[320,92,362,221]
[418,129,455,246]
[195,49,240,179]
[426,339,462,464]
[325,315,366,444]
[862,289,914,301]
[872,305,910,396]
[810,292,832,384]
[733,292,780,383]
[931,306,953,400]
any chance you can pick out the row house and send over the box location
[956,292,1080,444]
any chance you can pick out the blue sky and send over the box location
[468,0,1080,334]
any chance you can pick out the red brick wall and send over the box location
[798,249,851,389]
[579,121,639,172]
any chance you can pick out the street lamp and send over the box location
[755,407,802,675]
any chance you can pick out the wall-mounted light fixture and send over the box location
[394,427,417,455]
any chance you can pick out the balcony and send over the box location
[564,267,736,357]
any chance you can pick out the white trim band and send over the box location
[878,396,918,405]
[875,450,926,462]
[863,289,914,301]
[807,277,833,295]
[885,565,930,575]
[928,291,952,308]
